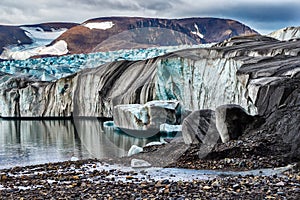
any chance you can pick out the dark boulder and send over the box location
[182,109,220,145]
[216,104,255,143]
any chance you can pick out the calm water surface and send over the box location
[0,119,160,169]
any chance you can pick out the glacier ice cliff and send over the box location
[1,35,300,118]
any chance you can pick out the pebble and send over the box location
[203,185,211,190]
[276,181,285,186]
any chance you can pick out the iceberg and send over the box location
[128,145,143,156]
[160,124,182,133]
[113,100,182,138]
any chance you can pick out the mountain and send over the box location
[268,26,300,41]
[0,22,78,59]
[54,17,258,54]
[0,17,257,59]
[0,25,32,54]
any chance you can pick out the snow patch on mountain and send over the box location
[83,22,114,30]
[191,23,204,39]
[268,27,300,41]
[0,40,68,60]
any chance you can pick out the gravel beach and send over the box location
[0,158,300,199]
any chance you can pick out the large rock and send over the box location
[113,100,182,137]
[215,104,255,143]
[182,109,219,145]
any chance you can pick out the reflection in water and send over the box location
[73,118,159,159]
[0,119,160,169]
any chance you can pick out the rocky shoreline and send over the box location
[0,158,299,199]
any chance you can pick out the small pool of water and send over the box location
[0,119,163,169]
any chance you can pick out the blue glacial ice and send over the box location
[0,45,210,81]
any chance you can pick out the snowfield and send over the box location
[83,21,114,30]
[0,40,68,60]
[0,26,69,60]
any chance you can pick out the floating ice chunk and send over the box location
[131,158,152,168]
[83,22,114,30]
[128,145,143,156]
[71,156,79,161]
[145,141,164,147]
[113,100,182,135]
[103,121,115,127]
[160,124,182,133]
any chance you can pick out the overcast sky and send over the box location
[0,0,299,34]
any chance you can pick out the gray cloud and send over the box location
[0,0,299,33]
[137,0,181,11]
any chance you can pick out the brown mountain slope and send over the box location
[54,17,258,54]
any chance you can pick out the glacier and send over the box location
[1,35,300,119]
[0,45,208,81]
[21,26,68,47]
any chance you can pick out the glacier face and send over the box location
[155,50,253,113]
[1,35,300,118]
[0,47,252,118]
